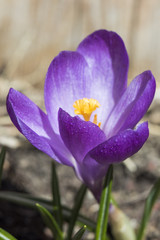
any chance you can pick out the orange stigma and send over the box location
[73,98,101,127]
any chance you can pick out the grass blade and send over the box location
[0,191,96,231]
[0,228,17,240]
[36,203,63,239]
[95,165,113,240]
[72,225,87,240]
[137,178,160,240]
[0,147,6,187]
[51,162,63,231]
[66,184,87,240]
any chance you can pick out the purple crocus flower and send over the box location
[7,30,155,199]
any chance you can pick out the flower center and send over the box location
[73,98,101,127]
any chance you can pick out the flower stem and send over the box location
[95,165,113,240]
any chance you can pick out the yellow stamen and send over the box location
[93,114,98,125]
[98,122,101,128]
[73,98,101,127]
[93,114,101,128]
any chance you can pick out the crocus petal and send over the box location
[104,71,156,138]
[77,30,129,125]
[45,30,129,132]
[77,123,148,198]
[78,155,108,196]
[85,122,149,165]
[7,88,73,166]
[45,51,92,133]
[79,123,149,191]
[58,108,106,166]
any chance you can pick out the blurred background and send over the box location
[0,0,160,93]
[0,0,160,146]
[0,1,160,239]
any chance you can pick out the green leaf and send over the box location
[51,162,63,231]
[36,203,63,239]
[66,184,87,240]
[0,147,6,187]
[137,178,160,240]
[72,225,87,240]
[0,191,96,231]
[0,228,17,240]
[95,165,113,240]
